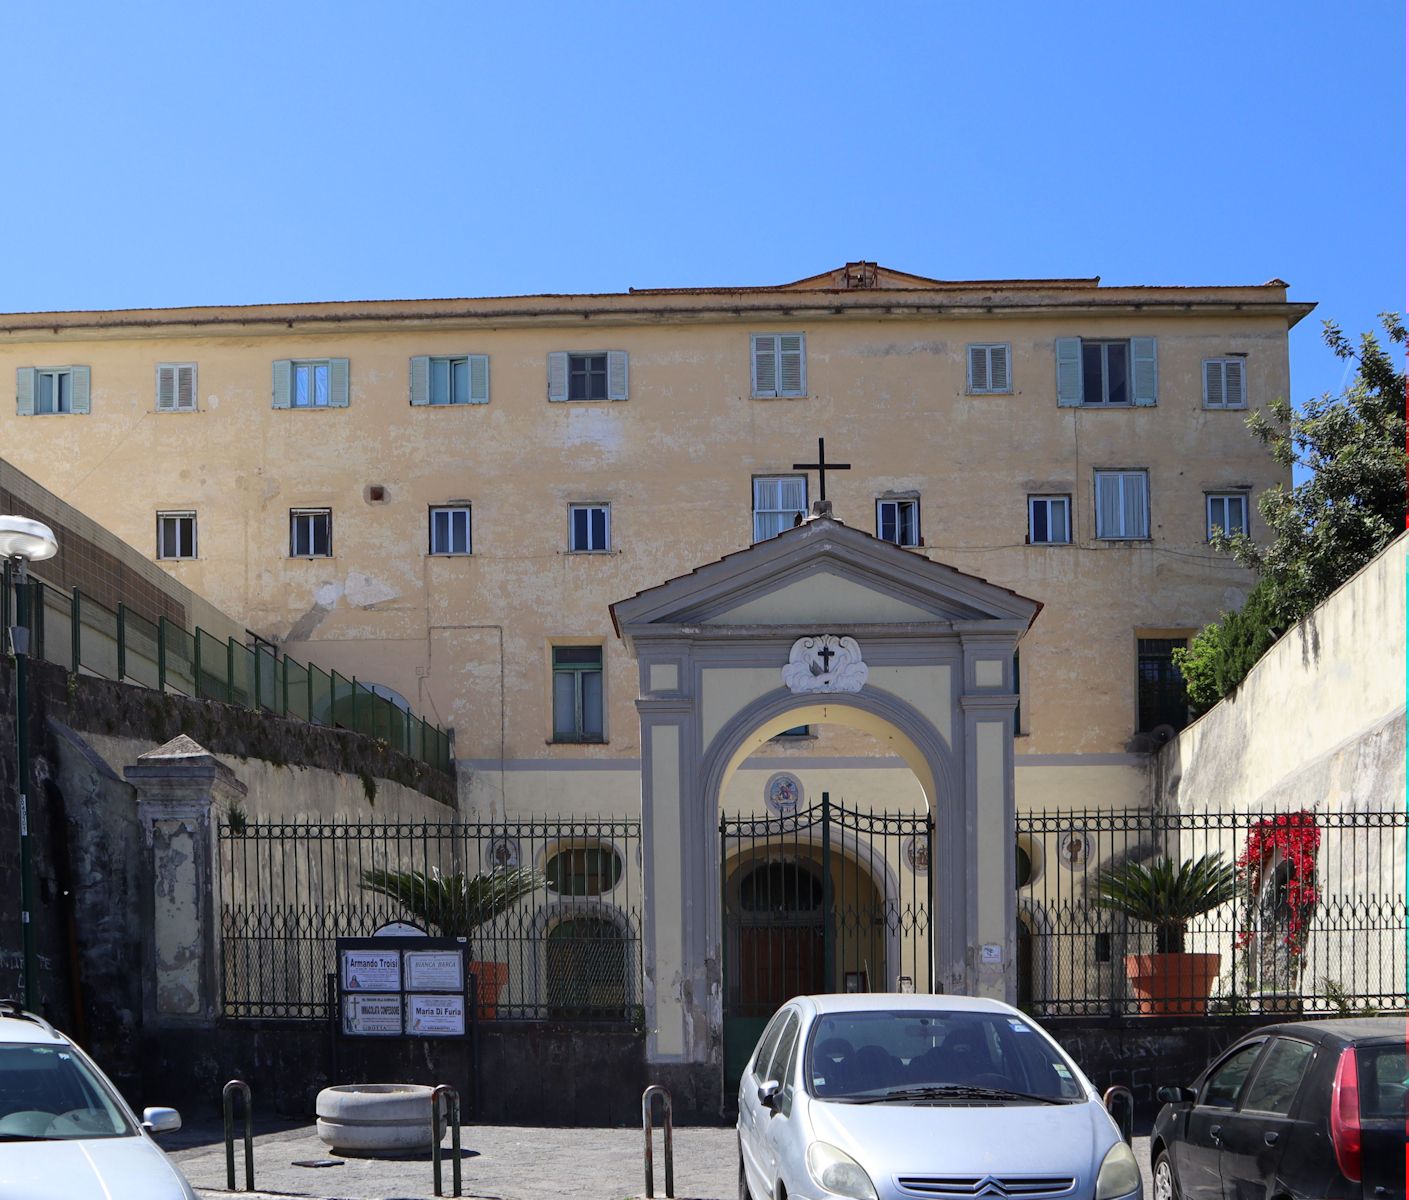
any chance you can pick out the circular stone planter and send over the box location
[315,1084,435,1155]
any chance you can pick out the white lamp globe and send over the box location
[0,517,58,563]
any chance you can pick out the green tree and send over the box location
[1175,313,1406,710]
[1224,312,1406,620]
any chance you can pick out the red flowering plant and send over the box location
[1235,810,1321,957]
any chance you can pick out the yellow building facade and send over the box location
[0,264,1315,1080]
[0,264,1308,819]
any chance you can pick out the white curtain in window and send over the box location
[1122,473,1148,538]
[553,673,577,737]
[754,476,807,540]
[1097,472,1148,538]
[581,670,603,737]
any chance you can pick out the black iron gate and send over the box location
[719,793,932,1088]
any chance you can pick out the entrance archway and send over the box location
[610,509,1038,1091]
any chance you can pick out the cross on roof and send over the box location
[792,436,851,505]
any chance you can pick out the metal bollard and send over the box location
[1103,1084,1135,1145]
[222,1079,254,1191]
[642,1084,674,1199]
[431,1084,462,1198]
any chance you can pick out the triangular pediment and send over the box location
[611,515,1040,639]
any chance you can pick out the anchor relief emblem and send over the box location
[781,635,868,694]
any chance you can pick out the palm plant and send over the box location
[360,865,541,939]
[1091,853,1236,953]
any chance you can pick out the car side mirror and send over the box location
[1157,1086,1196,1105]
[757,1080,781,1111]
[141,1107,182,1135]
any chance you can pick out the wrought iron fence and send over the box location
[1,571,452,774]
[1015,806,1407,1017]
[218,817,643,1023]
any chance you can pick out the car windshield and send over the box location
[805,1010,1086,1103]
[0,1043,134,1140]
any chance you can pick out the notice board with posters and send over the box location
[336,936,470,1037]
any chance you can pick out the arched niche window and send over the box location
[546,915,628,1017]
[545,844,623,897]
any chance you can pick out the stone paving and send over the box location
[170,1121,1154,1200]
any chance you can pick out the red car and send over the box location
[1150,1017,1406,1200]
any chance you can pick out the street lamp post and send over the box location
[0,517,58,1011]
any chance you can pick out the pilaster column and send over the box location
[124,735,246,1027]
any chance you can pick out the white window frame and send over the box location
[35,368,73,414]
[292,360,332,408]
[569,503,611,553]
[966,343,1012,394]
[875,497,921,546]
[156,363,198,412]
[751,333,807,399]
[429,505,473,556]
[1094,471,1150,540]
[752,475,808,543]
[1203,357,1247,409]
[156,511,197,561]
[1081,340,1131,406]
[289,508,333,558]
[1206,492,1249,540]
[1027,494,1072,545]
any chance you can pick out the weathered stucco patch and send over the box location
[344,571,399,608]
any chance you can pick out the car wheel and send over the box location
[1153,1151,1179,1200]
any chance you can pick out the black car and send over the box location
[1150,1017,1406,1200]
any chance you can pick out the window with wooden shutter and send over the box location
[752,334,806,398]
[157,364,197,412]
[1203,358,1246,409]
[967,344,1011,394]
[413,355,491,406]
[21,366,87,415]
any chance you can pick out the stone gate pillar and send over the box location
[124,734,246,1027]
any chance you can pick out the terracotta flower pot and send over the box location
[1124,952,1222,1015]
[469,960,509,1020]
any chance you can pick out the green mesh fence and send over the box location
[4,575,452,774]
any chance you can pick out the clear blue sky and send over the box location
[2,1,1402,411]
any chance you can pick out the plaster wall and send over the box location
[0,298,1294,777]
[1154,534,1406,815]
[75,730,450,821]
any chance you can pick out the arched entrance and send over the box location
[610,508,1038,1097]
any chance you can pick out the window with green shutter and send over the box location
[411,355,489,405]
[552,645,604,742]
[17,366,90,415]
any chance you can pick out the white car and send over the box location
[0,1002,197,1200]
[738,994,1141,1200]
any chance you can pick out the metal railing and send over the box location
[2,572,452,775]
[1015,806,1407,1017]
[218,816,643,1022]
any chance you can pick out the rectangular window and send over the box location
[569,354,609,401]
[1028,495,1071,545]
[293,361,330,408]
[751,333,807,398]
[967,343,1011,394]
[36,369,72,414]
[156,511,197,561]
[1206,493,1249,539]
[289,508,332,558]
[1081,340,1130,405]
[752,475,808,542]
[1203,358,1246,409]
[569,504,610,552]
[552,645,604,742]
[1094,471,1150,540]
[432,357,470,406]
[157,364,197,412]
[17,365,90,416]
[429,505,472,555]
[876,498,920,546]
[1137,637,1190,734]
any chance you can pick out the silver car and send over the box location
[738,994,1141,1200]
[0,1004,197,1200]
